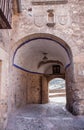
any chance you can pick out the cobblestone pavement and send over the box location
[6,103,84,130]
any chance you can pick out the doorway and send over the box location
[49,78,66,105]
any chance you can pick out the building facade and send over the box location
[0,0,84,129]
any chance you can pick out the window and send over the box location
[52,65,60,74]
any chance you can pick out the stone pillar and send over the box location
[42,76,48,104]
[72,62,84,115]
[66,62,84,115]
[65,63,75,114]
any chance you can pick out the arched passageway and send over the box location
[12,33,75,114]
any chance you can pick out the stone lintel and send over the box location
[32,0,68,5]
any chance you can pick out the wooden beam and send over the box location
[0,9,11,29]
[13,0,21,14]
[32,0,68,5]
[0,0,12,29]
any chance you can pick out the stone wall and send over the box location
[27,73,42,104]
[9,67,42,110]
[8,0,84,115]
[0,48,9,129]
[0,29,10,129]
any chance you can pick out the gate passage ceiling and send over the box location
[13,38,71,74]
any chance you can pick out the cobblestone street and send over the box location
[6,103,84,130]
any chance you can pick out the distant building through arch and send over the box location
[48,78,66,105]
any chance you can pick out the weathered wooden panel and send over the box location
[0,0,12,29]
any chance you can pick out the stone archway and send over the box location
[11,33,76,114]
[13,34,72,74]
